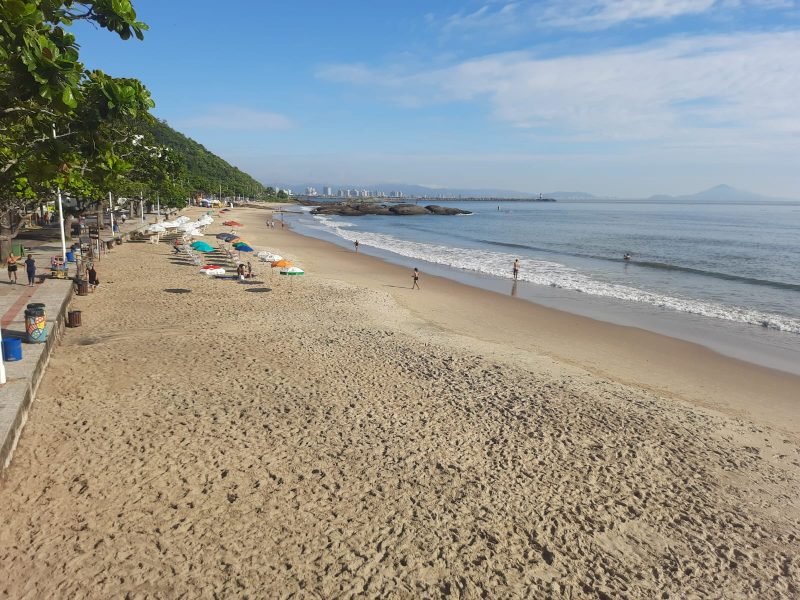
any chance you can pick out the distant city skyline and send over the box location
[74,1,800,198]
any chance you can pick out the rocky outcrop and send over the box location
[388,204,428,215]
[311,202,472,217]
[424,205,472,215]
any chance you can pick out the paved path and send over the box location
[0,212,173,472]
[0,278,73,471]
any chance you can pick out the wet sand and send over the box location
[0,206,798,598]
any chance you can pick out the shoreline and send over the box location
[286,208,800,376]
[257,208,800,435]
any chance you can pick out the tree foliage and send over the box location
[0,0,151,209]
[0,0,271,248]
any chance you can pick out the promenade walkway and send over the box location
[0,215,151,472]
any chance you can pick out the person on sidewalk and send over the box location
[24,254,36,286]
[6,253,18,284]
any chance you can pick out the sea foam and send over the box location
[312,215,800,335]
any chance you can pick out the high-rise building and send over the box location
[324,186,333,196]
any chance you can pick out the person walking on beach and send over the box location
[6,253,18,284]
[24,254,36,286]
[87,264,99,288]
[354,240,359,253]
[513,259,520,281]
[411,268,421,290]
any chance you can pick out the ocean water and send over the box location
[286,200,800,369]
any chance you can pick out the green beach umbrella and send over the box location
[191,241,214,253]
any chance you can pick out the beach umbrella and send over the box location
[271,259,292,268]
[235,244,254,253]
[215,233,232,240]
[191,241,214,252]
[279,267,304,276]
[189,230,205,237]
[174,216,190,225]
[146,223,166,233]
[232,241,251,248]
[223,220,243,227]
[257,251,282,262]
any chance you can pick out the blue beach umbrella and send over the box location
[235,244,254,252]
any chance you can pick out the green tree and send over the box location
[0,0,148,253]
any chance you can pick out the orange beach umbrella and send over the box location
[223,220,243,227]
[271,259,292,268]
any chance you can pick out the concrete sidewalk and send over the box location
[0,277,73,472]
[0,213,173,473]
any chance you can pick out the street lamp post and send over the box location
[52,125,67,264]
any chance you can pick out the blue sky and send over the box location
[74,0,800,197]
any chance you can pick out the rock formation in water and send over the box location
[310,203,472,216]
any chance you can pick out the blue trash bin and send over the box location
[66,251,75,263]
[2,338,23,361]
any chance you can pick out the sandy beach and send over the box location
[1,206,798,598]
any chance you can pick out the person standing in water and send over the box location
[354,240,359,253]
[512,259,520,280]
[411,268,420,290]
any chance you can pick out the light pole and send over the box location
[108,191,115,234]
[52,125,67,264]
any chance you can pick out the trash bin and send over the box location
[24,306,47,343]
[67,310,82,328]
[105,240,114,250]
[115,237,123,246]
[76,279,88,296]
[66,251,75,263]
[26,302,46,316]
[1,338,22,361]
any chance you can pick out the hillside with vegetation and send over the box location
[147,119,275,200]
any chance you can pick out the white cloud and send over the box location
[178,106,292,130]
[441,0,796,32]
[318,31,800,147]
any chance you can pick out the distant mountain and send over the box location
[648,184,781,202]
[279,182,536,198]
